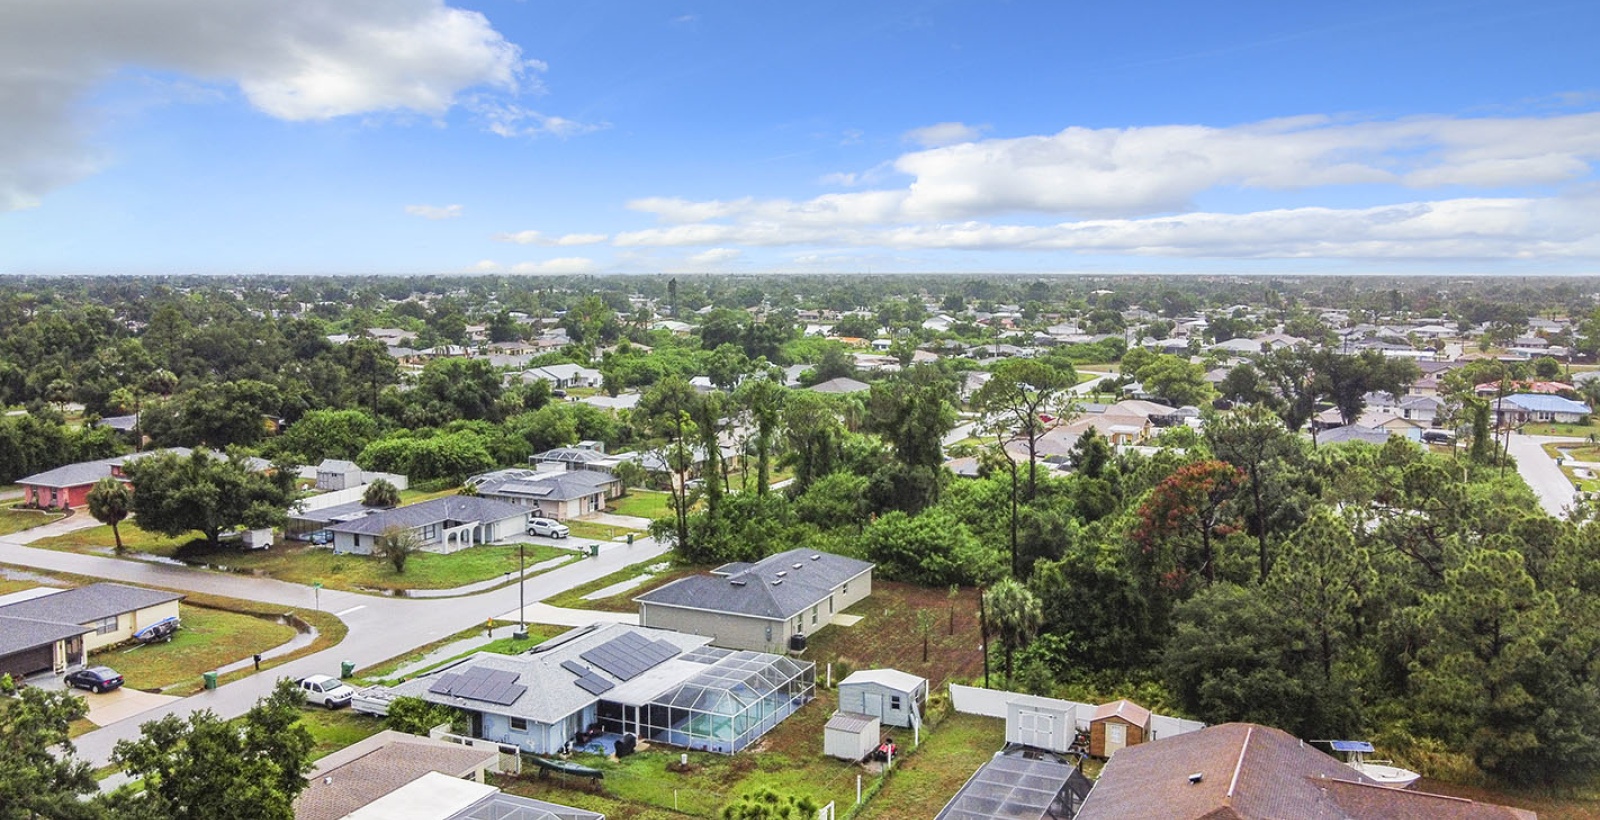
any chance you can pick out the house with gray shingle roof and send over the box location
[0,583,184,678]
[18,447,268,511]
[326,497,528,555]
[385,622,814,756]
[635,548,874,653]
[465,468,619,520]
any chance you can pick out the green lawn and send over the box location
[1519,418,1600,438]
[397,485,466,504]
[358,622,568,684]
[297,706,386,760]
[32,523,577,592]
[539,558,695,613]
[565,521,640,541]
[99,606,296,693]
[855,712,1005,820]
[607,490,672,519]
[0,504,64,536]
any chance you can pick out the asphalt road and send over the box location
[1506,432,1587,518]
[0,526,669,768]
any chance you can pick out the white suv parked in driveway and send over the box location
[299,674,355,709]
[528,517,570,538]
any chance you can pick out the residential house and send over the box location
[635,549,874,653]
[1315,425,1392,447]
[1495,394,1592,426]
[0,583,184,676]
[327,497,528,555]
[808,377,871,394]
[385,623,814,756]
[521,364,603,390]
[301,769,604,820]
[18,448,267,511]
[1075,722,1534,820]
[294,731,504,820]
[466,468,619,520]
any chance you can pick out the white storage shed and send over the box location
[1006,694,1078,754]
[824,712,880,761]
[838,668,928,729]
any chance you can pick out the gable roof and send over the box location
[391,623,712,725]
[0,583,182,626]
[1076,723,1532,820]
[469,468,617,503]
[1092,698,1152,726]
[0,614,92,656]
[327,496,527,536]
[839,668,927,693]
[635,548,874,621]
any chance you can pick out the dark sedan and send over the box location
[64,666,124,693]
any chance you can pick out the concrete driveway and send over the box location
[79,686,183,727]
[1507,433,1586,518]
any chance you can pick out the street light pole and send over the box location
[514,541,528,640]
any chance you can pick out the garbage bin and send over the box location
[202,671,218,690]
[627,533,634,545]
[341,660,355,679]
[589,543,600,557]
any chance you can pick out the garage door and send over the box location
[0,643,54,679]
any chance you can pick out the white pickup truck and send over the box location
[299,674,355,709]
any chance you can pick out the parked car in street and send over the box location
[528,517,570,538]
[65,666,124,693]
[298,674,355,709]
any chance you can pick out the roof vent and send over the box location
[776,571,787,577]
[1187,772,1203,785]
[771,578,783,585]
[811,554,821,560]
[730,579,746,586]
[792,563,803,570]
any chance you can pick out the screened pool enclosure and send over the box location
[597,647,815,754]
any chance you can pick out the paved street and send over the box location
[1507,433,1588,518]
[0,530,669,768]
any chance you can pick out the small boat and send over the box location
[1317,740,1421,788]
[133,616,180,644]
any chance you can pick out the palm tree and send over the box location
[984,579,1043,686]
[86,477,132,554]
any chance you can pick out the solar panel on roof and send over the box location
[561,660,591,676]
[428,666,526,705]
[574,674,614,695]
[1328,740,1375,753]
[581,632,680,681]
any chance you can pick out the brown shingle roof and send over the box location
[1077,723,1533,820]
[293,731,498,820]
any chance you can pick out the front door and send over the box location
[865,692,883,719]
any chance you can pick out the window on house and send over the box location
[812,606,818,625]
[890,695,902,710]
[353,535,360,548]
[94,616,118,635]
[421,524,438,541]
[843,582,849,594]
[510,717,528,732]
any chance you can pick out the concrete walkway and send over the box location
[1507,433,1588,518]
[585,512,653,530]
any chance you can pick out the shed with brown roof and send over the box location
[1089,699,1151,757]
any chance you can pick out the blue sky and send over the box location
[2,0,1598,275]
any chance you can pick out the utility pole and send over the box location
[514,541,528,640]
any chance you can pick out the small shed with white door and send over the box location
[1005,694,1078,754]
[1089,699,1151,758]
[838,668,928,729]
[824,712,880,761]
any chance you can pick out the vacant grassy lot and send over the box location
[1520,418,1600,438]
[607,491,672,520]
[565,521,640,541]
[805,581,987,690]
[0,504,65,536]
[97,606,295,693]
[33,523,575,591]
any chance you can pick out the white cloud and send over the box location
[687,248,741,266]
[406,203,463,220]
[470,100,608,138]
[510,257,600,274]
[1,0,531,210]
[492,230,608,245]
[903,121,988,148]
[603,112,1600,262]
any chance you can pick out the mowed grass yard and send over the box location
[99,606,296,693]
[0,503,65,536]
[33,523,577,591]
[606,490,672,520]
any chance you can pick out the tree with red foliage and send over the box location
[1133,460,1245,588]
